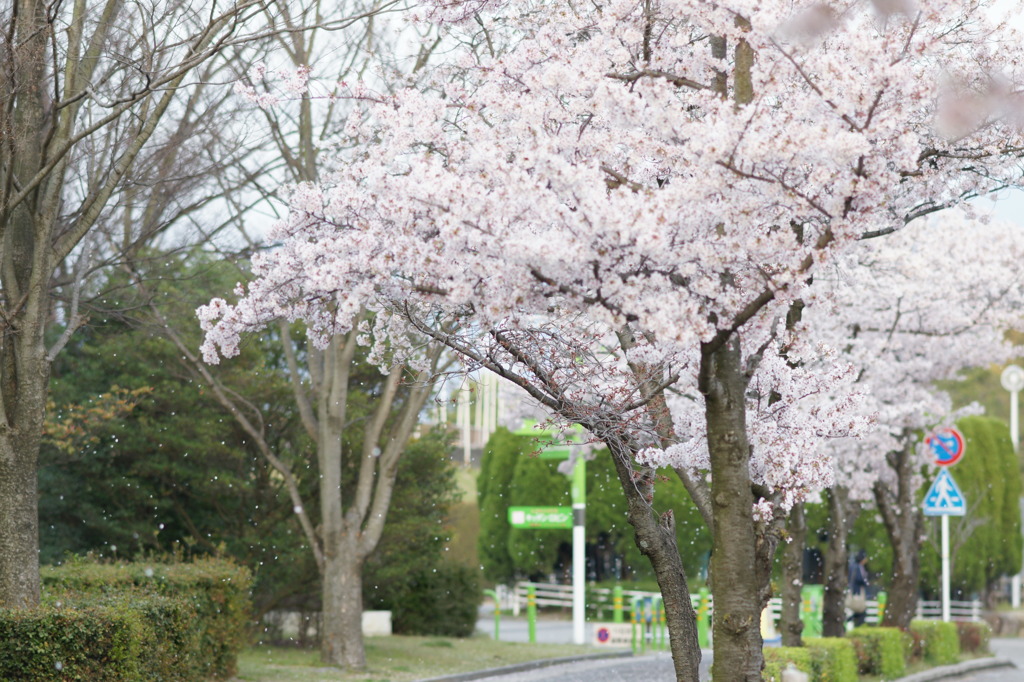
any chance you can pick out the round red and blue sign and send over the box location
[925,427,966,467]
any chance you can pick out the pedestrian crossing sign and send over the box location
[923,468,966,516]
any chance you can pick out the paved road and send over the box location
[462,652,680,681]
[474,618,710,680]
[475,619,1024,681]
[946,638,1024,681]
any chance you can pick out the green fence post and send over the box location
[800,584,824,638]
[630,596,639,653]
[483,589,500,641]
[613,585,624,624]
[876,591,887,624]
[656,596,666,650]
[697,587,711,649]
[527,584,537,644]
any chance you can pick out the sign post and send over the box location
[513,426,587,645]
[923,429,967,623]
[1001,365,1024,607]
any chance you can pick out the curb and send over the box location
[895,656,1016,681]
[417,649,634,682]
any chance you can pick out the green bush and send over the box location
[41,558,252,679]
[391,563,481,637]
[847,626,910,679]
[764,646,814,682]
[956,621,991,654]
[805,637,858,682]
[0,591,204,681]
[911,620,960,665]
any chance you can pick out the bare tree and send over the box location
[0,0,383,610]
[136,1,449,668]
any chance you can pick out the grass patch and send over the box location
[234,635,597,681]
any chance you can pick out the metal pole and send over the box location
[1014,390,1021,608]
[459,387,471,467]
[1013,390,1019,453]
[527,584,537,643]
[942,514,951,622]
[1001,367,1023,607]
[572,458,586,645]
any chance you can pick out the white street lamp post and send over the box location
[1001,365,1024,608]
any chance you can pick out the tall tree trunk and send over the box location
[0,0,50,610]
[605,441,701,682]
[701,336,763,682]
[821,487,851,637]
[321,538,366,669]
[0,426,43,609]
[884,549,920,628]
[875,437,922,629]
[780,504,806,646]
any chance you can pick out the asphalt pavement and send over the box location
[468,618,1024,682]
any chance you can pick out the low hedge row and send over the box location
[847,626,911,678]
[910,620,959,666]
[0,593,199,681]
[764,638,857,682]
[0,558,251,681]
[769,621,991,681]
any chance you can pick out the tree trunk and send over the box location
[0,431,42,609]
[883,537,920,628]
[605,442,701,682]
[821,487,851,637]
[875,438,922,629]
[701,336,763,682]
[321,539,366,669]
[780,504,806,646]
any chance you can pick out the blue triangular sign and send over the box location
[923,469,966,516]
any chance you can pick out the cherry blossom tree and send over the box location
[201,0,1024,679]
[807,211,1024,631]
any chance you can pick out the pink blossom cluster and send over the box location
[203,0,1024,506]
[811,211,1024,500]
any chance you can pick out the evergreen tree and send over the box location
[476,428,525,583]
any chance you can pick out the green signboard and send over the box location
[508,506,573,529]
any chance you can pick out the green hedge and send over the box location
[0,592,201,681]
[911,620,959,665]
[391,563,481,637]
[764,646,813,681]
[36,558,251,680]
[847,626,910,679]
[805,637,858,682]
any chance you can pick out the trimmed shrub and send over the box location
[0,592,202,681]
[956,621,991,654]
[391,563,481,637]
[847,626,910,678]
[911,620,960,666]
[805,637,858,682]
[764,646,813,682]
[41,558,252,679]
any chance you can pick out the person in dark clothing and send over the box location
[847,550,869,627]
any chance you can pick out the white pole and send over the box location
[571,459,586,645]
[573,515,585,644]
[459,387,471,467]
[1002,367,1024,609]
[941,514,951,622]
[1013,390,1021,607]
[474,380,483,448]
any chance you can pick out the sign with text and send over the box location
[508,506,573,529]
[593,623,633,647]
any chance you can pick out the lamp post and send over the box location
[1001,365,1024,608]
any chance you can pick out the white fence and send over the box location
[508,581,983,623]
